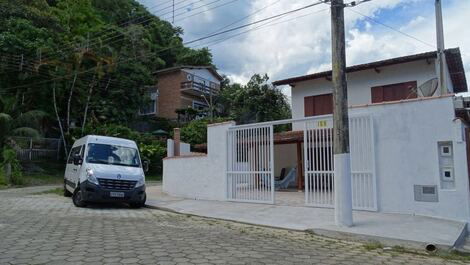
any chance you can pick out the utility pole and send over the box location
[330,0,353,227]
[435,0,447,95]
[172,0,175,24]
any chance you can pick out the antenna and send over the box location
[419,78,439,97]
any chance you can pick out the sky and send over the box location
[136,0,470,97]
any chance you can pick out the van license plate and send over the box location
[110,192,125,198]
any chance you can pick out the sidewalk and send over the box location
[146,185,467,250]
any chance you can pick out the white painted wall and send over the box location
[182,68,221,84]
[291,59,439,130]
[349,96,470,222]
[163,122,234,200]
[166,139,191,157]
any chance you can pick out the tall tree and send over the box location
[218,74,291,124]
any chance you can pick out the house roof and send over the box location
[272,48,468,93]
[153,65,223,81]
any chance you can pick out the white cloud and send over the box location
[139,0,469,95]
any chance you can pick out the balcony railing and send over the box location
[181,81,219,96]
[181,81,219,95]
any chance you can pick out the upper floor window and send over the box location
[371,81,417,103]
[304,94,333,117]
[139,87,158,115]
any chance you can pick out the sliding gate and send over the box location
[304,115,377,211]
[226,125,274,203]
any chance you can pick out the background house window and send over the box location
[304,94,333,117]
[371,81,417,103]
[139,88,158,115]
[192,100,208,111]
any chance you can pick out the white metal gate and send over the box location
[226,125,274,203]
[304,115,377,211]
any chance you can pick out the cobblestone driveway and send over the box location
[0,186,465,265]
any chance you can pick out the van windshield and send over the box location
[86,143,140,167]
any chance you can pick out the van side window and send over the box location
[67,146,82,164]
[80,145,85,157]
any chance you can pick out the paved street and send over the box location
[0,186,466,265]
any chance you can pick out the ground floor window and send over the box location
[139,87,158,115]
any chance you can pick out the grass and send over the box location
[361,242,470,262]
[363,241,384,250]
[146,173,162,181]
[34,187,63,196]
[4,160,66,188]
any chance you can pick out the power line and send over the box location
[347,9,435,48]
[0,0,327,93]
[40,0,192,61]
[88,0,235,52]
[206,0,283,35]
[193,8,330,49]
[170,0,241,23]
[184,1,326,46]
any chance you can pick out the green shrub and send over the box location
[73,123,141,143]
[139,141,166,174]
[1,148,23,185]
[180,118,228,146]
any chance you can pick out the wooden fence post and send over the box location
[29,138,33,161]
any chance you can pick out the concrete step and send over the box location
[457,235,470,253]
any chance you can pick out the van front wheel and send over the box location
[72,189,87,208]
[130,194,146,208]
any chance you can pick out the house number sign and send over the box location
[317,120,328,128]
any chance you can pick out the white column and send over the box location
[334,153,353,227]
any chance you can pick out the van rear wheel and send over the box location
[72,189,87,208]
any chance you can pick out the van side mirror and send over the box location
[73,154,83,165]
[143,160,149,172]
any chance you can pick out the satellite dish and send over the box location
[419,78,439,97]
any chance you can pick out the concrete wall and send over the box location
[274,144,298,177]
[349,96,470,222]
[292,59,439,130]
[166,139,191,157]
[163,122,235,200]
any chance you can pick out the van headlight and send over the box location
[86,168,99,185]
[135,175,145,187]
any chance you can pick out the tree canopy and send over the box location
[218,74,291,124]
[0,0,213,143]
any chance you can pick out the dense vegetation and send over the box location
[0,0,291,185]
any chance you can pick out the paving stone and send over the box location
[0,187,467,265]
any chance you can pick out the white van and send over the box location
[64,135,148,208]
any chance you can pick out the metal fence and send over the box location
[226,125,274,204]
[11,137,61,161]
[304,115,377,211]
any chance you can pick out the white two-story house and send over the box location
[272,48,467,129]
